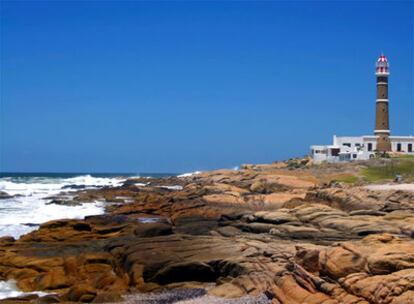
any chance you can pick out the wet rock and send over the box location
[174,216,219,235]
[0,191,14,199]
[61,184,98,190]
[46,199,82,207]
[0,294,39,303]
[0,236,15,245]
[38,294,61,303]
[134,223,173,238]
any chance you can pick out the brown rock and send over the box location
[208,283,245,298]
[66,284,97,302]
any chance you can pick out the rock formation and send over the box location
[1,162,413,303]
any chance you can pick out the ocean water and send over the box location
[0,172,182,300]
[0,173,127,239]
[0,172,179,239]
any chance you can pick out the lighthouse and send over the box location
[310,54,414,163]
[375,54,392,152]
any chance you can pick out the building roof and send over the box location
[377,54,388,62]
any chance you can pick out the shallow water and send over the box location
[0,281,48,300]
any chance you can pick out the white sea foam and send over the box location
[0,196,105,239]
[177,171,202,178]
[0,175,125,239]
[0,280,48,300]
[158,185,183,190]
[63,174,125,187]
[137,217,161,223]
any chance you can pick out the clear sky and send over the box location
[1,1,413,173]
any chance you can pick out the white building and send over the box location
[310,54,414,164]
[311,135,414,163]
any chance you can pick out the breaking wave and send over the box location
[0,174,126,239]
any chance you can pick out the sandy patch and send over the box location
[365,184,414,192]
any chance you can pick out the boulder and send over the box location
[0,191,13,199]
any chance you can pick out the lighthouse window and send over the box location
[368,143,373,151]
[397,143,402,152]
[408,144,413,152]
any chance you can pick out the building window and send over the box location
[368,143,373,151]
[331,148,340,156]
[353,154,357,159]
[397,143,402,152]
[343,143,351,147]
[408,144,413,153]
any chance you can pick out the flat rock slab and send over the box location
[364,183,414,192]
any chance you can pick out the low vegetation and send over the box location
[331,174,359,184]
[361,158,414,182]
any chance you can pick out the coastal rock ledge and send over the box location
[1,161,414,303]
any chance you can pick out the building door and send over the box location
[409,144,413,153]
[331,148,340,156]
[368,143,373,151]
[397,143,402,152]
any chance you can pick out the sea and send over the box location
[0,172,182,300]
[0,172,178,239]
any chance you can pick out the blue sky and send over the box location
[1,1,413,173]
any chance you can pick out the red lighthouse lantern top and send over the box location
[376,54,389,75]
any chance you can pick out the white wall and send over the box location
[390,136,414,153]
[310,135,414,163]
[310,145,328,163]
[334,136,364,152]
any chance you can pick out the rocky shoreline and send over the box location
[1,160,414,303]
